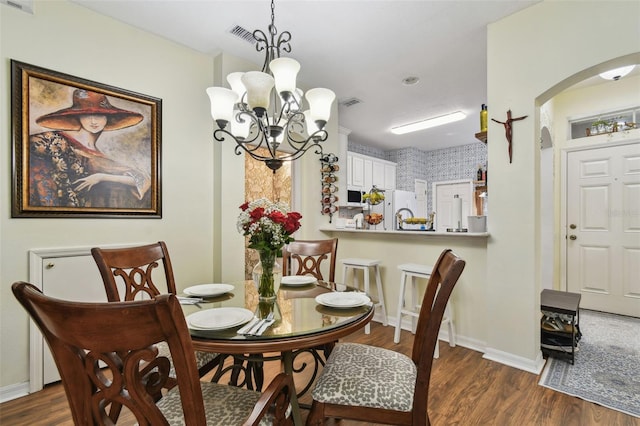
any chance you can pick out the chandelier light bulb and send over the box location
[226,72,247,100]
[206,87,237,128]
[304,109,321,136]
[306,88,336,128]
[241,71,275,115]
[231,110,252,139]
[269,57,300,98]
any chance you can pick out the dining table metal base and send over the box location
[206,348,329,425]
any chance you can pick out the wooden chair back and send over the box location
[306,249,465,426]
[12,282,205,425]
[91,241,176,302]
[281,238,338,282]
[410,249,466,424]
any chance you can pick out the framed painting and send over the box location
[11,60,162,218]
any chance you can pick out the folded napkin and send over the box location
[177,296,203,305]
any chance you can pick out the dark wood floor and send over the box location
[1,322,638,425]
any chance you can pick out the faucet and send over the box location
[395,208,414,230]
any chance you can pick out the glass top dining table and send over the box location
[181,280,373,354]
[180,279,374,425]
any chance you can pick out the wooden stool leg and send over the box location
[446,301,456,347]
[410,275,419,334]
[364,266,371,334]
[353,267,360,292]
[342,264,348,287]
[374,265,387,326]
[394,271,408,343]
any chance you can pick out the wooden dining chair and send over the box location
[305,249,466,426]
[91,241,218,377]
[12,282,294,426]
[281,238,338,282]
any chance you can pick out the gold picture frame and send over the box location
[11,60,162,218]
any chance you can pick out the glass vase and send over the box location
[252,249,282,301]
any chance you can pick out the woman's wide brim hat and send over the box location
[36,89,143,131]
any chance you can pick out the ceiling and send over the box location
[70,0,541,152]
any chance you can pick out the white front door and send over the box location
[566,143,640,317]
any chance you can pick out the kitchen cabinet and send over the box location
[384,164,396,190]
[350,154,365,187]
[363,158,373,190]
[347,152,396,191]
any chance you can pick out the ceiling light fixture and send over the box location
[391,111,466,135]
[599,65,635,81]
[206,0,335,172]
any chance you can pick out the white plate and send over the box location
[183,283,234,297]
[281,275,317,286]
[187,307,254,330]
[315,292,371,308]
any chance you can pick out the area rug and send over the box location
[539,309,640,417]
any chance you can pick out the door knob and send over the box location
[569,235,577,240]
[569,224,577,229]
[46,262,55,269]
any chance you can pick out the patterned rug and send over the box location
[539,309,640,418]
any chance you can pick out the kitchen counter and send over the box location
[320,228,489,238]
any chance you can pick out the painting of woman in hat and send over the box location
[29,89,151,209]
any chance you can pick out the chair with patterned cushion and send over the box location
[281,238,338,282]
[306,249,466,426]
[13,282,294,426]
[91,241,218,377]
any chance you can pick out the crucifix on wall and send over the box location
[492,110,528,163]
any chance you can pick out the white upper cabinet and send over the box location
[350,154,365,187]
[347,152,396,191]
[384,163,396,190]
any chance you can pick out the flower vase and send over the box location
[252,249,282,301]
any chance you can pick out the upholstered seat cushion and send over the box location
[158,381,273,425]
[311,342,417,412]
[156,341,218,378]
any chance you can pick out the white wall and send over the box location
[0,0,218,391]
[485,0,640,369]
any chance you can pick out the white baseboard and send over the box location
[382,315,544,374]
[0,381,30,403]
[483,347,545,374]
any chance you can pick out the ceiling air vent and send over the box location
[1,0,34,13]
[340,98,363,108]
[228,25,257,45]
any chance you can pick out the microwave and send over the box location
[346,188,366,207]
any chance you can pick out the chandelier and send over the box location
[206,0,336,172]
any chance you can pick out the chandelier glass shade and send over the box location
[206,0,336,172]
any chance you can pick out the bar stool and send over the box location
[340,258,388,334]
[394,263,455,358]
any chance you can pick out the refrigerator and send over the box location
[382,190,418,230]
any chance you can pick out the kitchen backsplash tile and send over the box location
[349,141,487,214]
